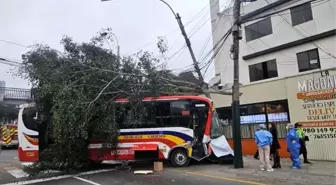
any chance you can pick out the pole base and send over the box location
[232,100,244,168]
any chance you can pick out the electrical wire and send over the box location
[198,0,235,68]
[262,0,336,59]
[242,0,328,23]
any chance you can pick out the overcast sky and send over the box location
[0,0,230,89]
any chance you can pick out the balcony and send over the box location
[0,87,33,104]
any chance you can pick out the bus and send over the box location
[17,96,233,167]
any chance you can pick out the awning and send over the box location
[131,144,158,151]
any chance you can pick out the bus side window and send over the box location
[170,100,191,128]
[22,107,38,132]
[142,102,157,128]
[156,101,171,127]
[115,103,126,129]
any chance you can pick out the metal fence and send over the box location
[222,122,288,139]
[0,87,33,100]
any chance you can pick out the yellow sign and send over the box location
[26,152,34,157]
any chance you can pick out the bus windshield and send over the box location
[211,111,223,138]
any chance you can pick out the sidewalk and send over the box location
[177,156,336,185]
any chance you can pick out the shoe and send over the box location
[267,169,274,172]
[261,168,265,171]
[304,161,312,164]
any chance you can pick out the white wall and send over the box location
[210,0,336,86]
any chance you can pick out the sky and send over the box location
[0,0,230,89]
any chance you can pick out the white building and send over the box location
[209,0,335,87]
[208,0,336,161]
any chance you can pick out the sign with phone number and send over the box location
[303,127,336,139]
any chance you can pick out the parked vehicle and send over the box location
[1,123,18,148]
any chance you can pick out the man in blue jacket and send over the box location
[255,124,273,172]
[286,123,301,169]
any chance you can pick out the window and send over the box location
[216,100,290,125]
[297,49,320,72]
[22,107,38,131]
[249,60,278,82]
[290,3,313,26]
[245,17,273,42]
[211,111,223,138]
[240,103,265,115]
[156,101,171,127]
[170,100,191,128]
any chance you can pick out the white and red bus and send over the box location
[17,96,233,167]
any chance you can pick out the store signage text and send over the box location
[297,75,336,121]
[297,75,336,93]
[301,121,336,140]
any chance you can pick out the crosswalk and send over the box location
[4,167,29,178]
[4,164,61,179]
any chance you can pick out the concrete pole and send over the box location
[231,0,244,168]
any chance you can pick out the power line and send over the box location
[242,0,328,23]
[126,3,225,55]
[198,0,235,68]
[263,0,336,59]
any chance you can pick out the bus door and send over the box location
[190,101,209,161]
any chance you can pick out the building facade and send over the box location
[209,0,336,160]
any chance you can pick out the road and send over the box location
[0,150,265,185]
[27,169,261,185]
[0,148,18,164]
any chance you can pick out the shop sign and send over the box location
[297,75,336,122]
[295,75,336,161]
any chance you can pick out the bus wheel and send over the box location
[170,149,190,167]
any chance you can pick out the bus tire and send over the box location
[170,148,190,167]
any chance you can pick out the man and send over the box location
[255,124,273,172]
[295,123,311,164]
[287,123,301,169]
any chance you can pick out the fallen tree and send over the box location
[16,28,201,175]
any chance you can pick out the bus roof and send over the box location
[115,95,212,104]
[18,96,213,108]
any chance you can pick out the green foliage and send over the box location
[17,28,200,174]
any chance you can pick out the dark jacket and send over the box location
[270,127,281,153]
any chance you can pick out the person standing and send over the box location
[255,124,273,172]
[286,123,301,169]
[269,123,281,168]
[295,123,311,164]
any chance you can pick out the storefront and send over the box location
[211,69,336,161]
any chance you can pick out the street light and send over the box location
[101,0,209,97]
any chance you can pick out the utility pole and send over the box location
[175,13,210,98]
[231,0,244,168]
[102,0,209,97]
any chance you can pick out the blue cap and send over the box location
[259,124,266,129]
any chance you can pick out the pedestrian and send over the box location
[255,124,273,172]
[295,123,311,164]
[286,123,301,169]
[269,123,281,168]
